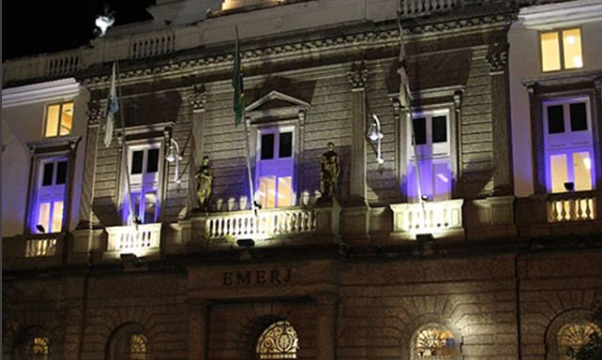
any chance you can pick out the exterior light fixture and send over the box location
[368,114,385,164]
[95,14,115,37]
[237,239,256,248]
[166,138,183,184]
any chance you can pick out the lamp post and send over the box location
[165,138,183,184]
[368,114,385,164]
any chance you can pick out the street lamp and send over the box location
[368,114,385,164]
[166,138,183,184]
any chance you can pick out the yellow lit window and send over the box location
[44,102,74,137]
[541,28,583,72]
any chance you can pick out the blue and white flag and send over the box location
[104,62,119,148]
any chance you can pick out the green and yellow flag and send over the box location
[233,27,244,127]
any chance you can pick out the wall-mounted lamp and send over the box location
[166,138,183,184]
[94,14,115,37]
[368,114,385,164]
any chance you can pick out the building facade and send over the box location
[2,0,602,359]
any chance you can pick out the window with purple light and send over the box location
[123,145,162,224]
[543,97,594,193]
[31,157,68,233]
[407,110,452,202]
[255,126,296,208]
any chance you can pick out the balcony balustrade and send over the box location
[547,192,597,222]
[25,236,58,257]
[391,199,464,239]
[205,207,317,240]
[106,223,162,257]
[400,0,460,17]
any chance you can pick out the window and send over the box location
[412,325,459,360]
[407,110,452,201]
[44,102,74,137]
[32,157,68,233]
[256,321,299,360]
[557,322,601,360]
[543,98,594,193]
[123,146,161,224]
[256,127,296,208]
[125,334,150,360]
[27,336,50,360]
[541,28,583,72]
[106,325,151,360]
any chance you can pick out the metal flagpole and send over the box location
[114,61,137,226]
[397,3,426,209]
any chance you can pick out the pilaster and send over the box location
[313,293,338,360]
[187,299,210,360]
[77,100,102,228]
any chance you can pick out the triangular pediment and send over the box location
[246,91,311,113]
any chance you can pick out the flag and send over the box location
[104,62,119,148]
[397,28,412,110]
[232,27,245,127]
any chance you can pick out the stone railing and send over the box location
[131,33,175,59]
[391,199,464,239]
[47,50,82,77]
[400,0,461,17]
[205,207,317,240]
[25,236,58,257]
[106,223,162,254]
[547,192,596,223]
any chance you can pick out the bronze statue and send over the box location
[319,142,340,200]
[196,156,213,210]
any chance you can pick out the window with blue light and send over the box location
[407,110,452,202]
[32,157,68,233]
[256,126,296,208]
[123,146,161,224]
[543,97,594,193]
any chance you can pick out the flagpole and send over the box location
[234,26,257,215]
[114,61,137,225]
[397,4,425,207]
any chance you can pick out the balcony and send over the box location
[2,233,65,270]
[105,223,162,259]
[400,0,461,18]
[185,205,340,250]
[390,199,464,240]
[547,192,597,223]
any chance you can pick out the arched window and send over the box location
[412,325,460,360]
[256,321,299,360]
[106,324,151,360]
[27,337,50,360]
[557,322,601,360]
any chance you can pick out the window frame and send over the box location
[528,84,601,195]
[402,104,458,202]
[25,137,79,235]
[254,123,298,209]
[538,27,584,73]
[43,101,74,138]
[120,141,165,225]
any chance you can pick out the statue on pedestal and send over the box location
[196,156,213,210]
[319,142,340,201]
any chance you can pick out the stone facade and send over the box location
[3,1,602,360]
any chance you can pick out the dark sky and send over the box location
[4,0,155,60]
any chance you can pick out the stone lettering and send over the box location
[222,269,293,286]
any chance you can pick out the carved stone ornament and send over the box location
[87,100,102,126]
[189,84,207,113]
[347,61,369,90]
[486,43,509,75]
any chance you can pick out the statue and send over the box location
[319,142,340,200]
[196,156,213,210]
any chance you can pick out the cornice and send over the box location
[81,13,511,88]
[2,78,82,108]
[519,0,602,29]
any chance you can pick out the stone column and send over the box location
[486,43,513,195]
[314,293,338,360]
[188,299,210,360]
[346,62,369,204]
[77,100,102,228]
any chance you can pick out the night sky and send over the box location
[4,0,154,60]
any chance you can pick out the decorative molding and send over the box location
[189,84,207,113]
[81,14,510,86]
[519,0,602,29]
[522,70,602,89]
[27,136,81,154]
[2,78,81,108]
[486,43,508,75]
[246,90,311,122]
[87,100,102,126]
[347,61,368,91]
